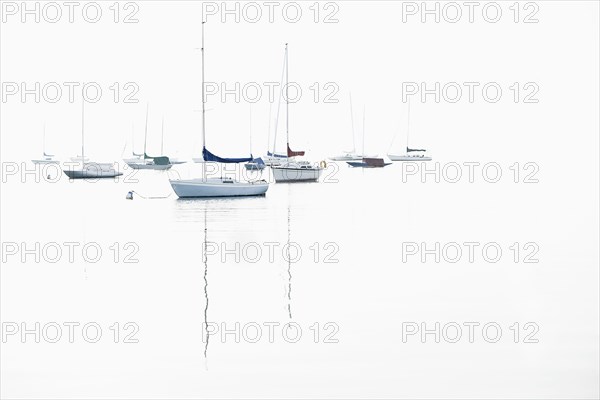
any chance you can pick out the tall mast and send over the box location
[267,102,272,153]
[349,93,355,154]
[131,122,135,156]
[285,43,289,150]
[143,103,149,156]
[81,98,85,163]
[201,20,207,179]
[362,106,366,157]
[406,97,411,150]
[161,116,164,154]
[249,104,252,156]
[201,21,206,154]
[43,122,46,155]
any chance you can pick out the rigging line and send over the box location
[387,106,402,153]
[129,191,172,200]
[249,103,252,155]
[406,96,412,149]
[267,102,273,154]
[81,96,85,163]
[349,93,356,154]
[161,116,165,155]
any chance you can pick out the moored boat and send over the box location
[347,157,391,168]
[169,21,269,198]
[272,161,323,182]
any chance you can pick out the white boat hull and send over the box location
[170,178,269,198]
[126,161,172,170]
[272,165,323,183]
[329,155,360,161]
[388,154,432,161]
[63,164,122,179]
[31,159,60,164]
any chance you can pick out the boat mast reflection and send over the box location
[286,202,292,320]
[203,206,210,358]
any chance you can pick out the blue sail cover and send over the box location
[203,147,253,163]
[267,151,288,158]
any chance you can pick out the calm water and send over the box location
[1,160,598,398]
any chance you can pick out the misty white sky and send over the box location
[1,1,598,165]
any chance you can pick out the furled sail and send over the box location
[203,147,252,163]
[287,145,305,157]
[407,147,426,153]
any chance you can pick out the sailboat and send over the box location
[31,123,59,164]
[271,44,323,183]
[169,22,269,198]
[125,105,173,170]
[388,98,432,161]
[347,107,391,168]
[329,94,362,161]
[63,100,122,179]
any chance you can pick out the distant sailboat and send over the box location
[31,123,59,164]
[329,93,362,161]
[347,107,391,168]
[125,105,173,170]
[63,100,122,179]
[271,44,323,183]
[169,21,269,198]
[347,157,392,168]
[388,98,432,161]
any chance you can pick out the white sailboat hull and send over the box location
[329,155,360,161]
[63,163,122,179]
[170,178,269,198]
[388,154,432,161]
[126,161,172,170]
[272,164,323,183]
[32,159,60,164]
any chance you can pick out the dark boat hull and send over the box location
[347,158,391,168]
